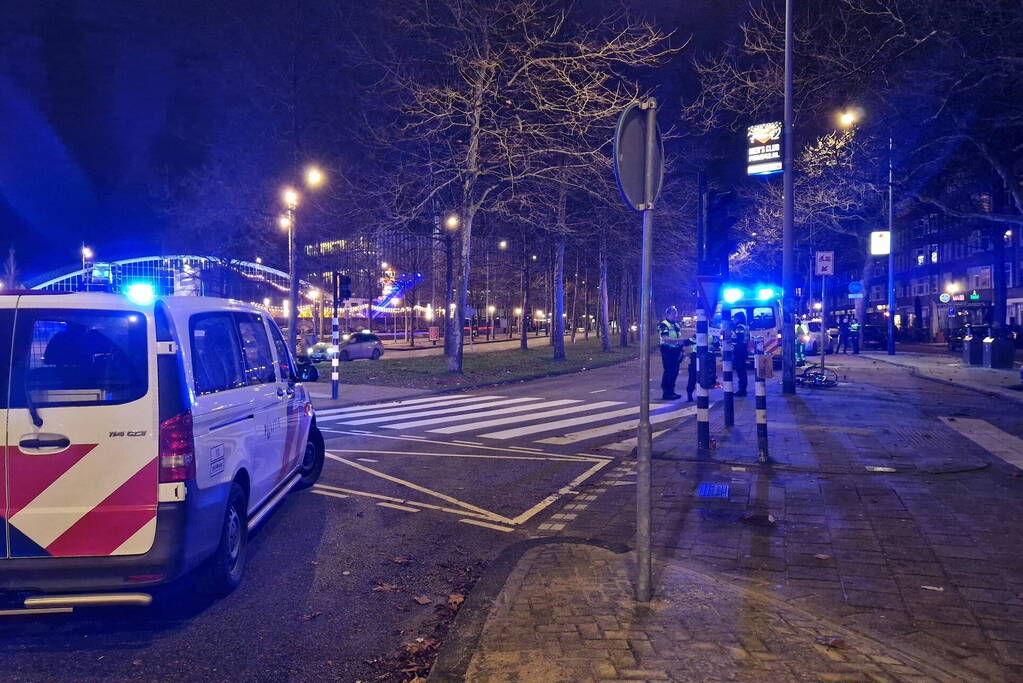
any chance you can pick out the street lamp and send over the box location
[498,239,507,250]
[945,282,960,295]
[279,168,325,355]
[445,214,460,230]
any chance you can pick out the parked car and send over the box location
[0,291,325,611]
[337,331,384,361]
[860,324,887,350]
[306,341,333,362]
[947,324,990,352]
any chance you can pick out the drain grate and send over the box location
[696,483,730,499]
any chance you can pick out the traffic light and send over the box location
[339,275,352,300]
[707,190,740,277]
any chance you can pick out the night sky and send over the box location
[0,0,741,281]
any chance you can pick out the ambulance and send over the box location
[0,289,325,612]
[712,285,784,365]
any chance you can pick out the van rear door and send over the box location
[0,296,17,559]
[4,297,159,558]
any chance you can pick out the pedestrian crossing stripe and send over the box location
[426,401,624,435]
[317,394,505,421]
[537,405,697,445]
[479,405,648,440]
[382,399,582,430]
[939,417,1023,469]
[339,397,536,426]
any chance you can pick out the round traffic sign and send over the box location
[847,281,864,295]
[613,101,664,213]
[938,292,952,304]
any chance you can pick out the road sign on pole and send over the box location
[815,251,835,276]
[613,99,663,603]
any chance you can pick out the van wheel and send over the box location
[339,350,350,362]
[297,426,325,489]
[197,483,248,596]
[371,348,381,360]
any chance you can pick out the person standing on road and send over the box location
[658,306,685,400]
[850,317,861,354]
[731,311,750,396]
[838,316,851,354]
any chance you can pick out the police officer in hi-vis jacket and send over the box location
[658,306,685,400]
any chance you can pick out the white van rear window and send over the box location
[10,309,148,407]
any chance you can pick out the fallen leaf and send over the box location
[813,554,831,560]
[298,612,322,622]
[921,585,945,592]
[373,583,399,592]
[815,636,846,649]
[413,595,432,605]
[342,571,351,576]
[132,660,143,667]
[391,556,411,565]
[403,637,439,655]
[447,593,465,609]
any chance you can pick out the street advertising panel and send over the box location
[747,122,783,176]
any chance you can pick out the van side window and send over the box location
[10,309,148,407]
[267,319,296,381]
[190,313,246,395]
[235,313,276,385]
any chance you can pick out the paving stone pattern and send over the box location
[504,357,1023,680]
[466,544,963,682]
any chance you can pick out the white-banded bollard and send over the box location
[755,352,770,463]
[331,316,340,400]
[722,330,734,427]
[696,308,710,453]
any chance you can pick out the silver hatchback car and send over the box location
[338,331,384,361]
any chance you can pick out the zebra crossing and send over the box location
[316,392,698,448]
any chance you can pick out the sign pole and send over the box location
[820,275,827,374]
[781,0,796,395]
[635,98,658,604]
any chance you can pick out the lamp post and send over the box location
[279,165,325,356]
[80,244,93,291]
[781,0,796,394]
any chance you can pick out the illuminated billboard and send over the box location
[747,122,783,176]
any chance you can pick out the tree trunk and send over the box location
[599,233,612,352]
[583,265,590,340]
[992,226,1007,327]
[570,254,579,343]
[443,232,455,356]
[856,240,872,323]
[448,208,474,373]
[520,250,530,350]
[619,269,629,347]
[552,237,567,360]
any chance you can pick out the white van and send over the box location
[0,292,325,611]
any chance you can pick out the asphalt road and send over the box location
[2,354,1021,682]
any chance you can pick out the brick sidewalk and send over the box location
[465,544,966,682]
[437,357,1023,681]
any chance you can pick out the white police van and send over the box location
[0,290,325,612]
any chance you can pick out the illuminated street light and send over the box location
[837,108,861,129]
[531,254,538,261]
[487,305,496,314]
[81,246,94,260]
[255,256,262,264]
[282,187,300,208]
[813,302,823,311]
[263,297,271,308]
[514,307,523,316]
[445,214,460,230]
[381,262,389,269]
[498,240,507,250]
[307,288,320,300]
[945,282,960,295]
[305,166,324,188]
[278,215,292,230]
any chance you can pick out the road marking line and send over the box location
[326,452,516,525]
[939,417,1023,468]
[452,440,483,446]
[340,397,537,426]
[311,489,351,500]
[382,399,580,430]
[400,434,427,440]
[602,429,669,452]
[459,518,515,532]
[377,502,420,513]
[313,483,495,521]
[510,458,613,525]
[589,389,607,394]
[323,448,594,463]
[538,522,565,531]
[320,430,603,461]
[510,446,544,452]
[537,405,699,445]
[480,405,646,440]
[427,401,623,435]
[316,394,497,418]
[357,458,379,463]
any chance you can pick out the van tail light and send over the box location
[159,411,195,483]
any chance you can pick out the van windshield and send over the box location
[10,309,148,407]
